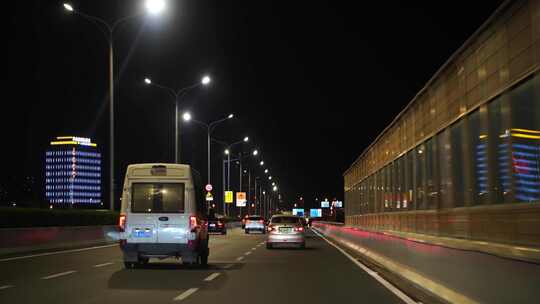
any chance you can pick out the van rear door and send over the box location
[130,182,189,244]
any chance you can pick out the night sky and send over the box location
[5,0,504,210]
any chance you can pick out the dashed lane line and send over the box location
[245,251,252,255]
[41,270,77,280]
[236,256,244,261]
[93,262,114,268]
[0,244,117,262]
[173,288,199,301]
[204,273,221,281]
[0,285,14,290]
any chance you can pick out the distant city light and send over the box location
[63,3,74,11]
[201,75,211,85]
[182,112,192,121]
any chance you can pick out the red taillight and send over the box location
[218,221,224,227]
[190,216,198,231]
[267,225,275,232]
[118,214,126,232]
[295,226,304,232]
[246,220,251,224]
[259,220,264,224]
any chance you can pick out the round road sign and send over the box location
[205,184,213,192]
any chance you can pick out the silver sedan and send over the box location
[266,215,305,249]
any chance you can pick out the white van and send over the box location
[118,163,209,268]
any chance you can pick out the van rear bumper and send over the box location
[120,242,198,262]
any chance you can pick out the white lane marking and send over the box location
[312,229,417,304]
[245,251,252,255]
[0,244,117,262]
[93,262,114,268]
[173,288,199,301]
[223,264,233,269]
[236,256,244,261]
[204,272,221,281]
[251,247,257,250]
[41,270,77,280]
[0,285,14,290]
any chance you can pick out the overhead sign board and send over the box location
[205,192,213,201]
[205,184,213,192]
[225,191,234,204]
[334,200,343,208]
[310,208,322,217]
[292,208,305,217]
[321,199,330,208]
[236,192,246,207]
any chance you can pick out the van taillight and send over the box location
[190,216,198,231]
[118,214,126,232]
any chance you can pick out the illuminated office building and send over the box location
[45,136,102,206]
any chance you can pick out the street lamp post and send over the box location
[183,112,234,189]
[63,1,165,211]
[144,76,211,163]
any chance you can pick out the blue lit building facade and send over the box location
[45,136,102,207]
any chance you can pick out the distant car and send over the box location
[207,216,226,235]
[266,215,305,249]
[244,215,266,234]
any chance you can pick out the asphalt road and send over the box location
[0,228,406,304]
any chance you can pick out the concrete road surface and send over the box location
[0,228,408,304]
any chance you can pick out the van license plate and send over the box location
[134,230,151,237]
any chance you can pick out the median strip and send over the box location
[173,288,199,301]
[204,272,221,281]
[41,270,77,280]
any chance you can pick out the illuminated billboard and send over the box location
[310,208,322,217]
[292,208,305,216]
[333,200,343,208]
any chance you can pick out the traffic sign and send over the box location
[205,184,213,192]
[225,191,233,204]
[236,192,246,207]
[205,192,213,201]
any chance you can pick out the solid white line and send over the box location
[173,288,199,301]
[204,272,221,281]
[0,244,117,262]
[0,285,14,290]
[93,262,114,268]
[312,229,417,304]
[236,256,244,261]
[41,270,77,280]
[245,251,252,255]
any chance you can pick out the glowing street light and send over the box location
[144,77,152,84]
[201,75,211,85]
[182,112,192,122]
[252,149,258,156]
[145,0,166,15]
[268,176,272,180]
[63,3,73,11]
[259,161,264,166]
[264,169,268,174]
[273,186,278,191]
[224,149,230,155]
[243,136,249,142]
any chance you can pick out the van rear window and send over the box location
[131,183,185,213]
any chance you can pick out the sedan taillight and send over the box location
[294,226,304,232]
[190,216,198,232]
[267,225,275,232]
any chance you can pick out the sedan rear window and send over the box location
[248,216,263,221]
[131,183,185,213]
[271,216,300,224]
